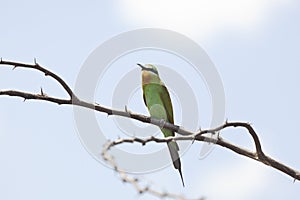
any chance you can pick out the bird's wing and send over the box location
[160,85,181,152]
[142,88,147,106]
[159,84,174,125]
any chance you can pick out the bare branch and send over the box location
[103,122,300,183]
[102,141,205,200]
[197,122,300,180]
[1,59,300,199]
[0,59,193,135]
[0,59,78,100]
[0,90,71,105]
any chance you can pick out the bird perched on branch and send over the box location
[138,63,184,186]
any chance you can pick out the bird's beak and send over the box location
[137,63,146,70]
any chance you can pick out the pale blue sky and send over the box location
[0,1,300,200]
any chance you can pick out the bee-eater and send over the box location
[138,63,184,186]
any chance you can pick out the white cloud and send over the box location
[116,0,292,40]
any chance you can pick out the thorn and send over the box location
[0,57,2,62]
[124,105,132,116]
[198,126,202,134]
[144,186,149,192]
[138,189,144,194]
[102,156,108,161]
[161,192,168,198]
[34,58,40,67]
[23,98,26,102]
[191,136,196,144]
[217,132,222,140]
[114,166,118,171]
[12,65,17,70]
[40,87,44,96]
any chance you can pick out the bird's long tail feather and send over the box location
[167,141,185,186]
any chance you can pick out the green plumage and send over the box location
[138,63,184,186]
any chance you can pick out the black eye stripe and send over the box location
[143,67,158,75]
[148,68,158,75]
[137,63,159,75]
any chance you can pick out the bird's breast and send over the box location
[142,72,152,85]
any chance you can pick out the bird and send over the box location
[138,63,184,186]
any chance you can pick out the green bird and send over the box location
[138,63,184,186]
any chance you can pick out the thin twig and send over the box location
[102,141,205,200]
[0,59,78,100]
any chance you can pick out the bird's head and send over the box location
[137,63,159,76]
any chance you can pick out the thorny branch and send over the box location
[102,141,204,200]
[1,59,300,199]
